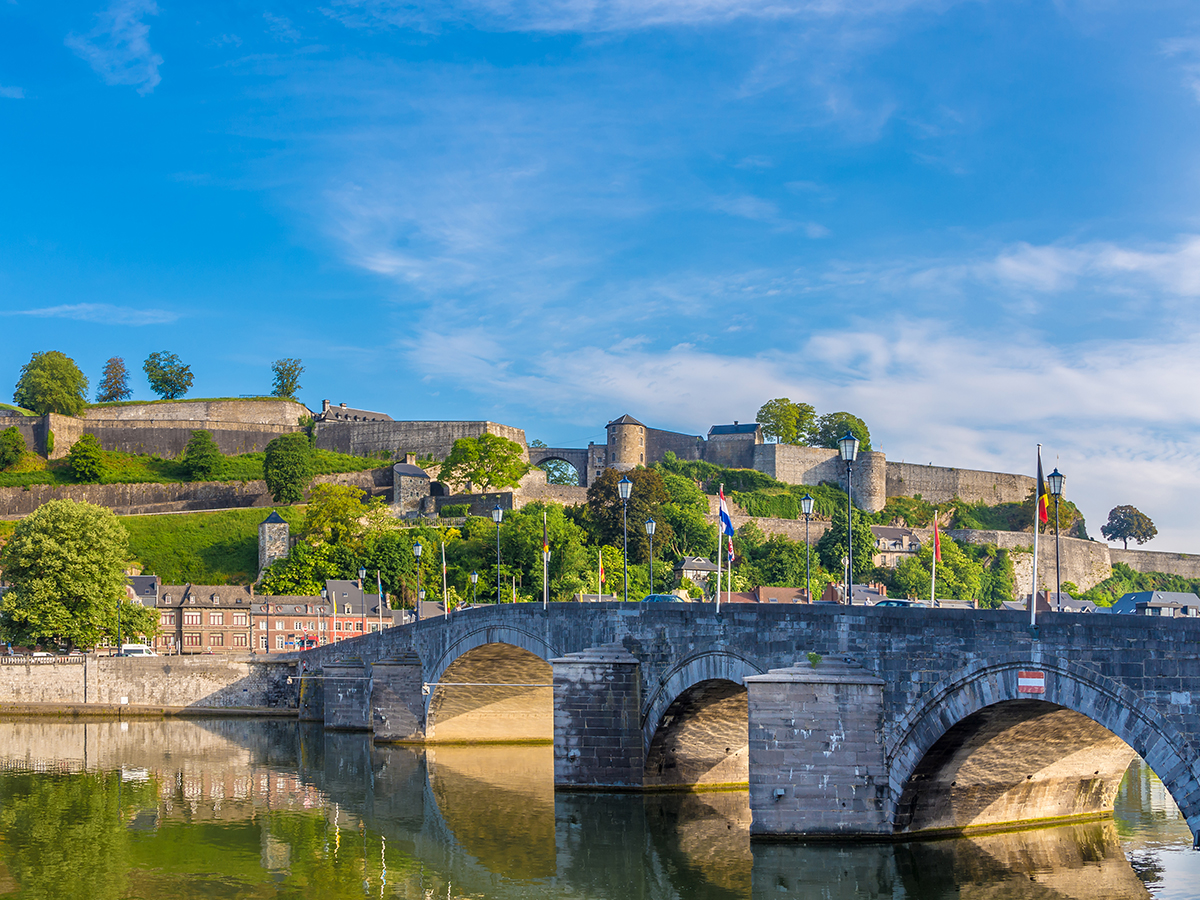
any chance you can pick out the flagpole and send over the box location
[716,484,723,615]
[930,510,937,606]
[1031,444,1041,629]
[543,509,549,610]
[441,541,447,607]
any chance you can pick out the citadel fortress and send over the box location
[3,397,1198,595]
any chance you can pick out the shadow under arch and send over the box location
[642,652,763,789]
[887,655,1200,838]
[425,636,556,743]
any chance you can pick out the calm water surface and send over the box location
[0,719,1194,899]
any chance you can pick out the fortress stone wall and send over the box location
[314,420,526,461]
[1111,547,1200,580]
[887,462,1033,506]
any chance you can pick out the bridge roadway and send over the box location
[294,601,1200,842]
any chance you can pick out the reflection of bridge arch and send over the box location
[887,655,1199,835]
[642,652,763,789]
[527,448,588,486]
[425,628,561,743]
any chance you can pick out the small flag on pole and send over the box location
[727,536,734,565]
[1036,449,1050,525]
[718,487,735,537]
[933,515,942,563]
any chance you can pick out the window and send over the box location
[335,621,342,631]
[210,612,223,626]
[210,633,224,646]
[276,635,285,649]
[294,621,303,630]
[183,611,201,626]
[233,633,247,647]
[319,621,326,631]
[259,635,268,650]
[183,633,202,647]
[356,622,363,632]
[233,612,248,626]
[258,620,266,630]
[160,611,175,626]
[275,620,284,630]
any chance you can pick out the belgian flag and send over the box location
[1036,449,1050,525]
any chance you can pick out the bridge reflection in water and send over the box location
[0,718,1187,898]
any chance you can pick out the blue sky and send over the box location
[4,0,1200,551]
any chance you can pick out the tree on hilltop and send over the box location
[95,357,132,403]
[756,398,816,445]
[438,434,529,493]
[0,499,157,649]
[13,351,89,416]
[271,358,304,400]
[143,352,193,400]
[1101,505,1157,549]
[808,411,872,452]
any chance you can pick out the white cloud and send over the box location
[2,304,180,326]
[1163,36,1200,104]
[0,86,24,99]
[66,0,163,95]
[263,12,302,42]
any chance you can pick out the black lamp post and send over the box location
[800,493,814,602]
[320,587,327,644]
[645,518,656,597]
[838,432,860,603]
[618,476,632,602]
[413,543,422,621]
[358,567,367,633]
[1047,468,1065,606]
[492,505,504,603]
[470,570,478,607]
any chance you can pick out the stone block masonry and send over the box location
[315,420,527,461]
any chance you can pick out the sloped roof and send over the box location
[608,414,644,427]
[708,422,760,436]
[393,463,430,479]
[261,511,287,525]
[871,526,918,541]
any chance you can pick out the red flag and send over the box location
[933,516,942,563]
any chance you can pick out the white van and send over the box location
[118,644,157,657]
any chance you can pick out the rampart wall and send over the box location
[751,445,888,512]
[314,420,527,461]
[0,468,392,520]
[647,427,706,464]
[887,462,1033,506]
[1111,547,1200,580]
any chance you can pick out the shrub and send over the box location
[0,427,24,470]
[264,432,314,504]
[440,504,471,518]
[67,434,105,483]
[182,429,223,481]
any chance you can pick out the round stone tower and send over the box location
[258,511,290,578]
[606,414,647,470]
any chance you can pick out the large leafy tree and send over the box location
[0,427,24,470]
[438,433,530,492]
[181,429,222,481]
[586,467,673,564]
[67,433,105,483]
[95,357,131,403]
[815,507,877,582]
[271,358,304,399]
[302,484,386,550]
[142,351,193,400]
[13,351,89,416]
[263,432,314,503]
[808,411,872,452]
[756,398,817,445]
[1101,505,1158,549]
[894,536,984,602]
[0,499,156,649]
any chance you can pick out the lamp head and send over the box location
[618,476,632,500]
[413,542,422,559]
[1047,467,1065,497]
[800,493,815,516]
[645,518,656,536]
[837,431,860,463]
[491,505,504,524]
[470,570,478,585]
[358,567,366,581]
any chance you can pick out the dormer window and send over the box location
[212,595,220,604]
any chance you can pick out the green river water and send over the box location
[0,718,1193,899]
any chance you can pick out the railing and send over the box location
[0,655,85,665]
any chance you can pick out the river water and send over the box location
[0,718,1194,899]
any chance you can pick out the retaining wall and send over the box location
[315,420,527,461]
[1111,547,1200,580]
[887,462,1033,506]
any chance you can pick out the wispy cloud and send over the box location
[1163,36,1200,104]
[2,304,179,326]
[263,12,302,42]
[0,86,24,99]
[66,0,163,95]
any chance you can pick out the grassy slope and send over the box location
[122,506,306,585]
[0,404,35,416]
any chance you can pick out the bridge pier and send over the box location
[370,653,427,742]
[745,657,889,837]
[323,659,371,731]
[298,666,324,722]
[552,644,644,789]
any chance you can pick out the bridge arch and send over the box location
[423,625,562,743]
[527,448,588,487]
[887,655,1200,836]
[642,652,764,789]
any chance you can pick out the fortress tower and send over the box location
[605,414,648,470]
[258,511,290,579]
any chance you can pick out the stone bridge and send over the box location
[294,602,1200,842]
[527,447,590,486]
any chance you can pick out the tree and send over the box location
[586,467,673,565]
[0,499,148,649]
[95,357,131,403]
[438,433,530,492]
[0,427,24,470]
[894,537,983,602]
[302,484,385,550]
[263,432,314,503]
[12,351,89,416]
[808,411,872,452]
[181,429,222,481]
[67,434,105,483]
[1101,505,1158,549]
[142,352,193,400]
[756,398,816,445]
[815,507,877,582]
[271,358,304,399]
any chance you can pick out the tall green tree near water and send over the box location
[0,499,157,649]
[13,351,89,416]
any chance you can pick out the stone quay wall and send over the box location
[0,467,392,520]
[315,420,527,461]
[0,656,298,709]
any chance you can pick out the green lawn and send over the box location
[0,404,35,416]
[122,506,306,585]
[0,448,383,488]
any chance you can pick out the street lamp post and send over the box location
[800,493,814,602]
[492,506,504,603]
[413,543,422,622]
[618,477,632,602]
[838,432,860,604]
[1047,468,1066,607]
[358,567,366,635]
[645,518,656,597]
[470,570,478,607]
[320,588,327,645]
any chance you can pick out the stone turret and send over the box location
[258,511,290,579]
[605,414,647,470]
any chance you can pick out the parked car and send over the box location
[873,599,924,608]
[29,652,53,658]
[642,594,683,602]
[117,644,157,657]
